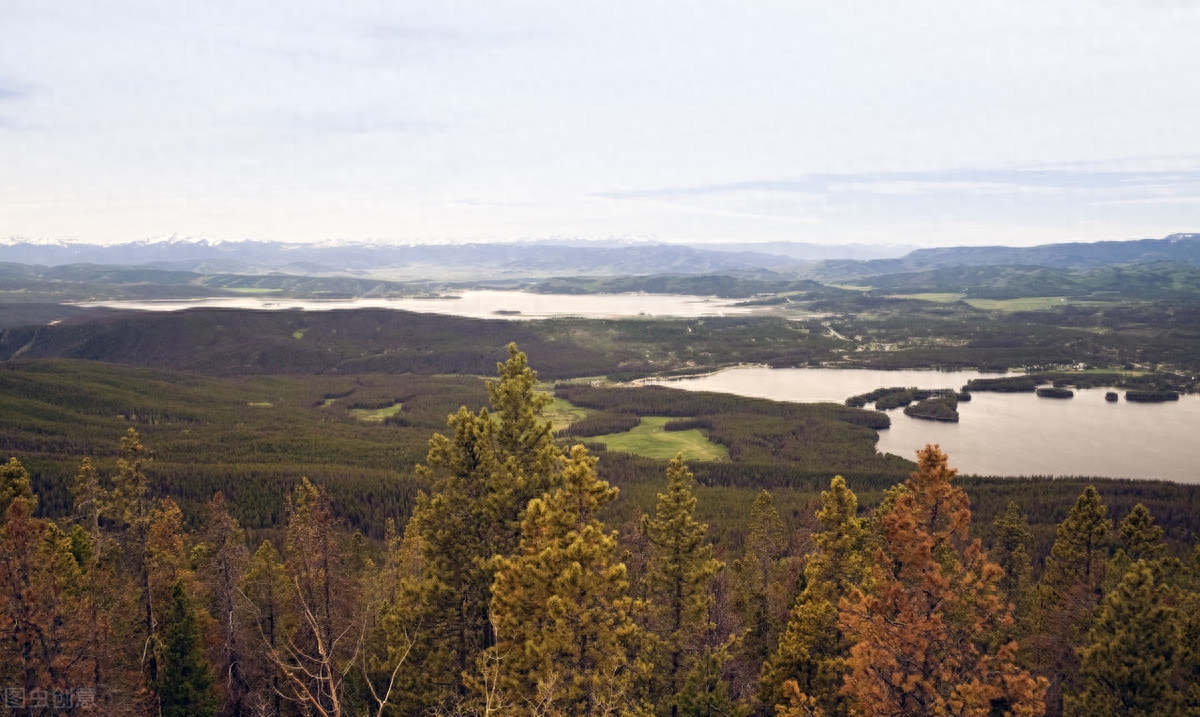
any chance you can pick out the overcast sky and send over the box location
[3,1,1199,246]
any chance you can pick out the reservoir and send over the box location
[647,367,1200,483]
[74,291,759,320]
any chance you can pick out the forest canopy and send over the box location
[1,346,1196,715]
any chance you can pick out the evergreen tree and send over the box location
[991,502,1034,622]
[195,492,252,717]
[240,540,289,717]
[1105,502,1172,598]
[1029,485,1112,716]
[157,581,219,717]
[761,475,870,717]
[839,445,1047,717]
[1174,543,1200,714]
[69,457,104,558]
[67,455,128,711]
[1119,503,1167,564]
[1040,486,1111,601]
[360,519,420,717]
[403,343,562,706]
[0,457,35,520]
[277,477,361,716]
[733,490,790,679]
[101,428,164,690]
[485,445,651,716]
[642,454,725,715]
[673,639,749,717]
[0,494,94,695]
[1064,560,1183,717]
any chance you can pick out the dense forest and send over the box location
[2,346,1197,716]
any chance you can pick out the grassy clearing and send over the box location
[888,293,965,303]
[349,403,403,422]
[964,297,1071,311]
[223,287,284,295]
[830,284,873,291]
[589,416,728,461]
[543,396,587,432]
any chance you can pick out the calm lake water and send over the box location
[75,291,758,320]
[647,367,1200,483]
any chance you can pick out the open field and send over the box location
[349,402,403,421]
[587,416,729,461]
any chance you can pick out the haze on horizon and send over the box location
[2,1,1199,248]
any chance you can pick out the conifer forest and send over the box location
[3,344,1199,716]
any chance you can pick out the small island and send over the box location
[1125,390,1180,403]
[962,376,1040,392]
[847,387,963,421]
[1036,387,1074,399]
[1105,391,1119,402]
[904,393,960,422]
[845,387,917,410]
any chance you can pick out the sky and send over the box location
[2,1,1200,247]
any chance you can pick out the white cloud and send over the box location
[1,0,1198,245]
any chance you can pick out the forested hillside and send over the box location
[2,347,1198,715]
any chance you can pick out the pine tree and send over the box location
[1029,485,1112,715]
[1119,503,1166,563]
[0,494,93,695]
[1105,502,1172,599]
[642,454,725,715]
[360,519,420,716]
[0,457,36,519]
[733,490,790,678]
[761,475,870,717]
[839,445,1047,717]
[1064,560,1183,716]
[157,581,219,717]
[673,639,749,717]
[276,477,361,716]
[991,502,1034,622]
[240,540,289,717]
[1174,543,1200,714]
[195,492,252,717]
[100,428,165,691]
[66,455,129,711]
[403,343,562,706]
[69,457,104,556]
[485,445,651,716]
[1041,486,1111,601]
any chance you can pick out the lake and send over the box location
[646,367,1200,483]
[74,291,759,320]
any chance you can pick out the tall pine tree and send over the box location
[1064,560,1183,716]
[839,445,1046,717]
[733,490,790,683]
[157,581,219,717]
[0,457,35,520]
[1028,485,1112,716]
[0,491,94,697]
[763,475,870,717]
[486,445,651,716]
[641,454,726,716]
[991,502,1034,625]
[403,344,562,707]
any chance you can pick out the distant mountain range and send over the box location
[808,233,1200,280]
[0,233,1197,281]
[0,238,813,279]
